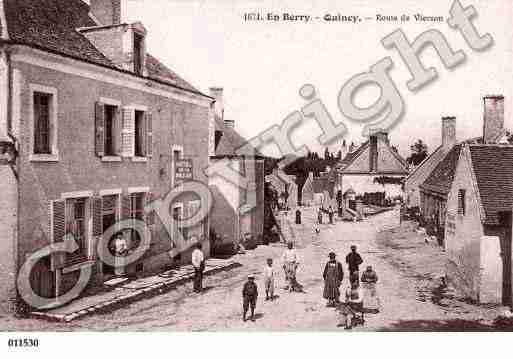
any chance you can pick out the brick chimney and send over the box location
[209,87,233,128]
[483,95,505,144]
[89,0,122,26]
[441,116,456,148]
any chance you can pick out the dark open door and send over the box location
[499,211,512,306]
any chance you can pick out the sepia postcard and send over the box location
[1,0,513,356]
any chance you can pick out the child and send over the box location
[242,274,258,322]
[263,258,275,301]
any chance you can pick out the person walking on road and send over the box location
[282,242,299,292]
[242,274,258,322]
[345,245,363,279]
[328,206,334,224]
[323,252,344,307]
[191,243,205,293]
[317,208,323,225]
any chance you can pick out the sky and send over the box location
[121,0,512,158]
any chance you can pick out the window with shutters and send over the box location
[30,84,59,161]
[65,198,89,264]
[458,189,466,216]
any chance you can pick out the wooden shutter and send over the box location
[115,107,122,155]
[50,199,66,270]
[122,194,132,220]
[95,102,105,157]
[121,108,135,157]
[92,197,103,237]
[145,112,153,158]
[145,192,155,225]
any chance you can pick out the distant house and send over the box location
[332,130,409,202]
[445,144,513,305]
[208,89,266,250]
[300,171,335,207]
[405,117,457,209]
[266,168,297,210]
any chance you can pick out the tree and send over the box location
[406,139,428,166]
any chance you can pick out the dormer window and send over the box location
[133,32,144,75]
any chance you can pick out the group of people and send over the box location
[318,206,336,225]
[242,241,301,321]
[240,242,380,327]
[322,245,380,329]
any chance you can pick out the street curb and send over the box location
[30,262,241,323]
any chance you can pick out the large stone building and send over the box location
[0,0,213,313]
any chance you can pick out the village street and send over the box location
[0,208,507,331]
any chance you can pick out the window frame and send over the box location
[171,145,184,188]
[128,104,149,162]
[59,191,94,265]
[100,97,122,159]
[29,84,59,162]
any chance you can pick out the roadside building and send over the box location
[445,144,513,305]
[419,96,508,245]
[301,172,315,206]
[405,117,457,209]
[208,88,265,251]
[0,0,213,313]
[333,130,409,202]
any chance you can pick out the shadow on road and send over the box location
[378,318,513,332]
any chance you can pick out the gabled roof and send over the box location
[469,145,513,225]
[2,0,206,96]
[420,145,462,196]
[213,118,263,157]
[337,136,409,175]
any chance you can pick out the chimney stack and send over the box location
[441,116,456,148]
[89,0,122,26]
[209,87,233,128]
[483,95,505,144]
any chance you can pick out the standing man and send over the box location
[192,243,205,293]
[345,245,363,279]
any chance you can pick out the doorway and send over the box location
[499,211,512,306]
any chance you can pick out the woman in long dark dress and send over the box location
[323,252,344,307]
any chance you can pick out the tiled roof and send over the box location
[145,54,200,93]
[214,118,262,157]
[420,145,462,195]
[4,0,113,66]
[2,0,204,96]
[469,145,513,225]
